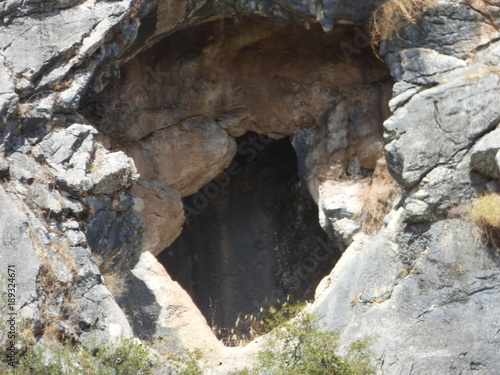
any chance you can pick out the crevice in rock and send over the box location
[157,133,341,344]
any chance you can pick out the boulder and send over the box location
[470,127,500,180]
[132,180,184,256]
[315,214,500,374]
[125,251,224,355]
[129,117,237,197]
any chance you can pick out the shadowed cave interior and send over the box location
[157,133,341,343]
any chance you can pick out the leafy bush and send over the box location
[253,312,376,375]
[470,192,500,248]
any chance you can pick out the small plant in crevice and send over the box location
[256,302,304,343]
[370,0,436,53]
[174,349,204,375]
[470,192,500,248]
[36,263,78,344]
[253,311,376,375]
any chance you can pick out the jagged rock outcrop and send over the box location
[312,1,500,374]
[382,1,500,222]
[1,0,500,374]
[315,212,500,373]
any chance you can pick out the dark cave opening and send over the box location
[157,132,341,343]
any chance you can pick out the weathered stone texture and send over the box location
[1,0,500,373]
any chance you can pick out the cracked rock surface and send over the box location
[0,0,500,374]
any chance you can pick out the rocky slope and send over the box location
[1,0,499,374]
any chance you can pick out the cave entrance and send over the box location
[157,132,340,345]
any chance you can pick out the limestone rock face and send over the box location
[0,185,41,320]
[382,1,500,222]
[315,213,500,374]
[0,183,133,347]
[132,180,184,256]
[125,251,224,354]
[128,117,237,197]
[1,0,500,374]
[87,17,391,255]
[311,2,500,374]
[470,127,500,180]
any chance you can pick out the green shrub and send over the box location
[93,339,157,375]
[0,338,159,375]
[175,349,203,375]
[253,312,376,375]
[470,192,500,248]
[256,301,307,335]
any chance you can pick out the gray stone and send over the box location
[0,1,130,92]
[470,126,500,179]
[0,55,18,119]
[0,155,9,178]
[0,0,22,17]
[84,204,144,267]
[315,213,500,374]
[385,68,500,188]
[76,283,133,345]
[63,220,80,230]
[0,185,41,320]
[331,218,361,247]
[399,47,466,84]
[65,230,87,247]
[319,181,363,220]
[30,183,84,218]
[496,152,500,179]
[34,124,97,171]
[56,169,94,196]
[90,146,138,195]
[7,152,43,184]
[381,2,498,62]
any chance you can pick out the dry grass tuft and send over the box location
[93,254,128,300]
[37,263,77,343]
[213,300,306,347]
[354,181,401,233]
[470,192,500,248]
[370,0,436,52]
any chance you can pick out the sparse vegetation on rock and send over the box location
[1,0,500,374]
[470,192,500,248]
[253,311,376,375]
[370,0,436,50]
[0,338,161,375]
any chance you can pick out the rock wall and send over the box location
[313,1,500,374]
[0,0,499,374]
